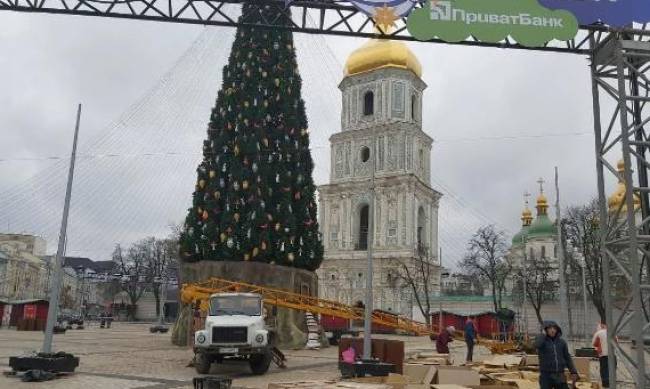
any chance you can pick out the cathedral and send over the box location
[316,37,442,317]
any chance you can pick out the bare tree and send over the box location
[397,243,436,325]
[513,256,558,325]
[146,237,178,317]
[562,199,607,322]
[112,244,150,320]
[461,225,511,312]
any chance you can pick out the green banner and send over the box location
[406,0,579,47]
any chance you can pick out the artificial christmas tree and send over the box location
[180,4,323,272]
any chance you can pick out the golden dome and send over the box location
[344,38,422,78]
[536,193,549,215]
[521,208,533,226]
[608,160,640,213]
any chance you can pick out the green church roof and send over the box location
[511,226,529,245]
[527,214,556,238]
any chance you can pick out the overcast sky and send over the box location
[0,10,613,268]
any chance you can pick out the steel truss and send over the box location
[591,30,650,388]
[0,0,619,54]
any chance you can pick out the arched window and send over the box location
[358,205,369,250]
[363,91,374,116]
[417,207,426,248]
[411,94,416,120]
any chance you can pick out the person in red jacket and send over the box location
[436,326,455,354]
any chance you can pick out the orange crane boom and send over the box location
[180,277,435,336]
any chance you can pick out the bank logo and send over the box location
[407,0,579,47]
[430,1,452,21]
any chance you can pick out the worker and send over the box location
[464,317,477,364]
[592,323,609,387]
[436,325,455,354]
[535,321,579,389]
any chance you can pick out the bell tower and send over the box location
[317,37,442,317]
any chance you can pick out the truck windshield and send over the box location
[209,296,262,316]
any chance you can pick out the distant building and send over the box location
[441,271,483,296]
[0,234,48,300]
[42,255,116,315]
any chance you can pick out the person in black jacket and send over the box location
[535,321,579,389]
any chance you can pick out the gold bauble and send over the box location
[275,223,281,231]
[244,253,250,261]
[197,207,203,215]
[261,241,267,250]
[252,247,259,257]
[209,170,216,178]
[214,191,220,200]
[288,253,295,261]
[234,145,240,156]
[234,213,240,222]
[244,101,249,107]
[242,180,249,190]
[198,179,206,189]
[220,233,226,242]
[274,78,280,87]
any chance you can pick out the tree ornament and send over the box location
[222,163,227,172]
[253,247,259,257]
[197,207,203,215]
[242,180,249,190]
[214,191,221,200]
[263,100,269,107]
[234,144,240,156]
[252,162,258,173]
[275,173,280,183]
[280,242,285,252]
[244,101,249,108]
[234,213,240,222]
[274,78,280,87]
[244,253,250,261]
[227,237,234,248]
[233,181,240,191]
[202,210,209,220]
[188,227,194,236]
[198,179,206,189]
[261,241,267,250]
[219,178,225,188]
[273,41,279,50]
[211,242,217,250]
[275,222,281,231]
[262,71,267,78]
[294,192,301,200]
[288,252,295,261]
[209,170,216,178]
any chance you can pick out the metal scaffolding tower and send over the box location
[591,29,650,388]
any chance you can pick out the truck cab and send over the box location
[193,292,275,375]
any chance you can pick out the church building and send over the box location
[317,37,442,317]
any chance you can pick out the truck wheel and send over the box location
[249,352,271,375]
[194,353,212,374]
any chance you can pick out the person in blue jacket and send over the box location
[464,317,477,363]
[535,321,579,389]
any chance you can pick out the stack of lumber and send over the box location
[405,352,451,366]
[268,381,391,389]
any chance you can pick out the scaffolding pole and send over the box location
[590,32,650,388]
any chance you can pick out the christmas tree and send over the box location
[180,4,323,272]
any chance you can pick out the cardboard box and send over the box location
[435,366,480,386]
[573,357,592,379]
[403,364,437,384]
[431,385,472,389]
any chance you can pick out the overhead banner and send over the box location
[407,0,579,47]
[538,0,650,27]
